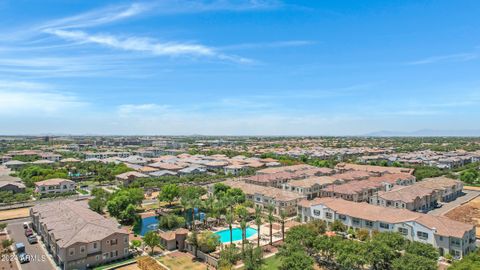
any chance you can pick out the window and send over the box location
[365,220,374,227]
[338,214,346,221]
[93,242,97,249]
[451,238,461,246]
[352,218,360,225]
[103,253,109,260]
[124,236,128,244]
[417,231,428,240]
[325,212,333,219]
[313,210,321,216]
[379,223,389,229]
[398,228,408,235]
[96,255,100,261]
[69,248,75,256]
[111,239,117,246]
[80,246,85,253]
[124,248,129,255]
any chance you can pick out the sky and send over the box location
[0,0,479,136]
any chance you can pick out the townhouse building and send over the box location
[369,185,438,212]
[210,180,304,216]
[298,197,475,259]
[416,177,463,202]
[30,200,130,270]
[282,176,344,199]
[34,178,76,195]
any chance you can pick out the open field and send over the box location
[445,197,480,238]
[157,251,207,270]
[0,207,30,221]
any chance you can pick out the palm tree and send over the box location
[267,204,275,246]
[240,219,247,257]
[190,198,201,231]
[254,206,262,247]
[180,197,190,229]
[226,211,234,245]
[279,210,286,242]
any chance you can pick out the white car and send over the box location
[23,222,29,229]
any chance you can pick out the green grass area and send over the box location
[77,188,89,195]
[93,258,136,270]
[262,255,281,270]
[157,253,207,270]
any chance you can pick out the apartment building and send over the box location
[210,180,304,216]
[416,177,464,202]
[282,176,344,199]
[369,185,438,212]
[335,163,415,175]
[34,178,76,195]
[298,197,475,258]
[30,200,130,270]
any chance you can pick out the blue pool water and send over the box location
[215,227,257,243]
[139,216,159,236]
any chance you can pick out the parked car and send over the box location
[24,228,33,237]
[15,243,29,264]
[23,222,29,229]
[27,235,38,244]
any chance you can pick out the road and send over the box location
[428,190,480,216]
[7,219,58,270]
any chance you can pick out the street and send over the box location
[428,190,480,216]
[6,219,58,270]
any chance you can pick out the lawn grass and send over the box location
[157,253,207,270]
[262,255,281,270]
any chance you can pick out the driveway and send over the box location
[7,219,58,270]
[428,190,480,216]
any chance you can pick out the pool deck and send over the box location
[210,222,282,246]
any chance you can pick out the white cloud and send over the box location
[117,103,171,117]
[0,80,86,115]
[44,29,253,63]
[407,52,478,65]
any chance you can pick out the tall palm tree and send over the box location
[254,206,262,247]
[180,197,190,229]
[267,204,275,246]
[279,210,287,242]
[226,211,234,245]
[190,198,201,231]
[240,219,247,257]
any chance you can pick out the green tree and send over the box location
[188,230,199,258]
[334,240,368,270]
[159,214,185,230]
[197,231,220,253]
[330,219,347,232]
[279,210,287,242]
[88,197,106,214]
[448,250,480,270]
[143,231,160,255]
[460,169,479,185]
[159,183,180,206]
[392,253,436,270]
[218,244,240,270]
[243,243,264,270]
[279,247,314,270]
[267,204,275,245]
[254,206,262,247]
[405,241,439,261]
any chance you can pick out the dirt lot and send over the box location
[0,208,30,221]
[444,197,480,237]
[116,264,141,270]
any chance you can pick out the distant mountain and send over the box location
[365,129,480,137]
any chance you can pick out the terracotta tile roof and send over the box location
[335,163,414,175]
[31,200,126,248]
[376,185,435,203]
[299,197,473,238]
[286,176,341,188]
[35,178,75,187]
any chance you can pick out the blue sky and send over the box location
[0,0,479,135]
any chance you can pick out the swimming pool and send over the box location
[139,216,159,236]
[215,227,257,243]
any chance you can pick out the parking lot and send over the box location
[7,220,57,270]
